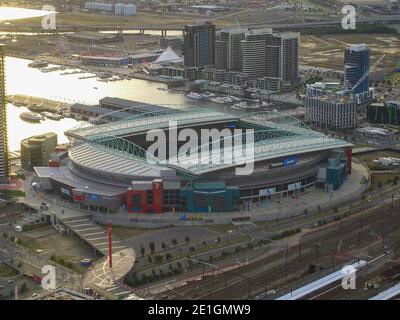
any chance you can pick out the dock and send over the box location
[6,94,71,112]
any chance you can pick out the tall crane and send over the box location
[345,54,386,94]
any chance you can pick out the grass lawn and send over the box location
[205,224,236,235]
[16,236,41,252]
[369,173,398,190]
[111,226,149,240]
[0,263,18,277]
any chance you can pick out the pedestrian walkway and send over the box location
[60,216,140,299]
[61,216,127,255]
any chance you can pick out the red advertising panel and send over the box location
[152,179,163,213]
[345,147,352,175]
[126,190,147,213]
[73,194,85,202]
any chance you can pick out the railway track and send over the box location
[158,203,400,300]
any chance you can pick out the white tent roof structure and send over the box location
[155,47,182,64]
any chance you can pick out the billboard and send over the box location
[259,187,276,196]
[288,182,301,191]
[268,156,297,169]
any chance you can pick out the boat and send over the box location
[28,60,48,68]
[97,72,112,79]
[74,114,84,121]
[42,112,63,121]
[229,96,242,102]
[211,96,234,104]
[20,112,42,122]
[246,104,261,110]
[201,92,216,99]
[186,92,203,100]
[231,102,249,110]
[260,101,273,108]
[28,104,43,113]
[211,97,228,104]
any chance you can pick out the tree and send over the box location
[148,256,152,263]
[155,255,163,264]
[165,253,172,260]
[184,236,190,243]
[171,238,178,246]
[161,242,167,250]
[149,242,155,255]
[20,283,28,294]
[140,246,145,257]
[202,240,207,247]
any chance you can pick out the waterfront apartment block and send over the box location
[183,22,216,68]
[210,28,300,91]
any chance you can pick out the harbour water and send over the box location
[4,56,207,151]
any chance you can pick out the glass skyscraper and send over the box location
[344,44,370,95]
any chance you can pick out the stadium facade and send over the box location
[34,100,353,214]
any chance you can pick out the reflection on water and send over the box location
[0,7,52,21]
[4,56,205,151]
[7,105,82,151]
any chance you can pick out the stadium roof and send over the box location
[65,107,352,176]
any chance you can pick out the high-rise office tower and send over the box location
[265,32,300,90]
[241,29,271,77]
[0,44,9,178]
[344,44,370,94]
[215,29,245,71]
[215,35,228,70]
[183,22,216,68]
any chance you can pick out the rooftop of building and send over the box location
[21,132,57,145]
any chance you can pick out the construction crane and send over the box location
[346,54,386,93]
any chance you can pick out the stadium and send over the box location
[34,99,353,214]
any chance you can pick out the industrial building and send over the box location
[34,101,352,215]
[84,2,136,16]
[0,44,9,179]
[66,32,124,44]
[21,132,58,171]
